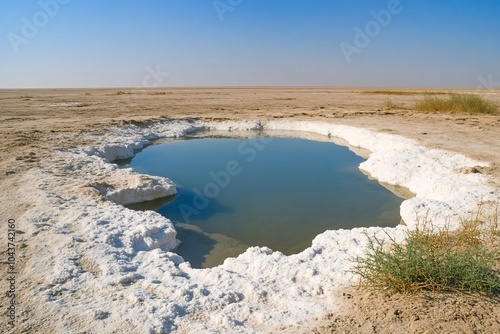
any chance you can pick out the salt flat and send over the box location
[1,88,499,333]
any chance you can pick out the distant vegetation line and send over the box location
[380,92,498,114]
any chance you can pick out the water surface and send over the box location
[126,135,403,268]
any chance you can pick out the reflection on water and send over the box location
[125,135,404,268]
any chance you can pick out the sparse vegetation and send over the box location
[414,93,497,114]
[114,91,133,95]
[364,90,446,96]
[353,207,500,295]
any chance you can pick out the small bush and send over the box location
[414,93,497,114]
[352,211,500,295]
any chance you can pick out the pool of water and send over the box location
[125,133,404,268]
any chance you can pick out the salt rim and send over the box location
[17,119,496,333]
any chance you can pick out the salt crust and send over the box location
[19,120,496,333]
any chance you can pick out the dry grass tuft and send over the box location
[414,93,497,114]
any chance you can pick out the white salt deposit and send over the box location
[100,169,177,206]
[18,120,497,333]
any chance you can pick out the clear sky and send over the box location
[1,0,499,88]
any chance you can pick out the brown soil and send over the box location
[311,287,500,334]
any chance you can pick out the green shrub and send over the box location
[352,213,500,295]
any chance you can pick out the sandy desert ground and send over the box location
[1,87,500,333]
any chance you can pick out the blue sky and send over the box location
[1,0,499,88]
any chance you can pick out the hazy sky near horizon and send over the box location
[1,0,499,88]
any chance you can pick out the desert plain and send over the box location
[1,87,500,333]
